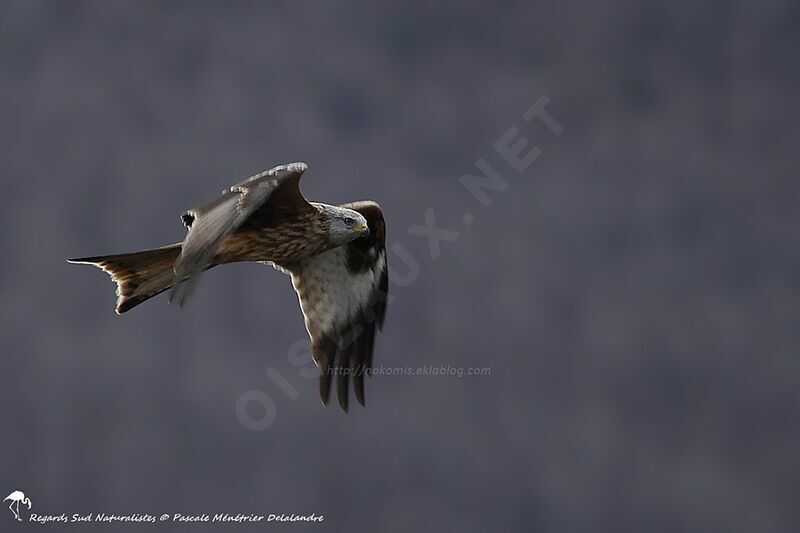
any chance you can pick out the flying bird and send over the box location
[69,162,388,411]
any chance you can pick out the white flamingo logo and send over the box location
[4,491,31,521]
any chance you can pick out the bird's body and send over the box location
[211,201,355,265]
[213,209,326,264]
[69,163,388,411]
[3,491,25,503]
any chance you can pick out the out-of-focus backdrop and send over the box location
[1,1,799,531]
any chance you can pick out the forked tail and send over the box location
[68,244,182,314]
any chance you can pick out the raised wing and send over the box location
[170,162,313,306]
[288,201,388,411]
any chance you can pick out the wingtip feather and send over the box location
[354,373,366,407]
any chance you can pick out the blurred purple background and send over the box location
[1,1,799,531]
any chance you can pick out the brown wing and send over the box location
[170,162,313,306]
[288,201,388,411]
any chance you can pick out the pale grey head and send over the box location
[314,203,370,246]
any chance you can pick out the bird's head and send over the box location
[320,205,370,245]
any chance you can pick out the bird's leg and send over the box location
[9,500,19,520]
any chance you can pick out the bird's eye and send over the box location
[344,217,355,226]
